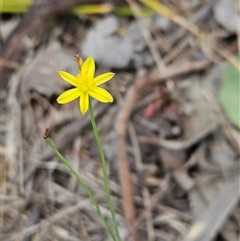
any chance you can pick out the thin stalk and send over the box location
[45,138,117,241]
[88,99,122,241]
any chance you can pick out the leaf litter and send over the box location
[1,0,239,241]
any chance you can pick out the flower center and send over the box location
[79,85,88,92]
[76,74,94,93]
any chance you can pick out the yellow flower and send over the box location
[57,57,115,114]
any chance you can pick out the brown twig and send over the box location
[115,58,210,240]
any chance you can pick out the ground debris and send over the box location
[2,0,239,240]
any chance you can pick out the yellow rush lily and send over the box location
[57,57,115,114]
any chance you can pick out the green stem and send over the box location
[45,138,117,241]
[88,99,122,241]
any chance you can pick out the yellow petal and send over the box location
[88,87,113,103]
[80,93,89,114]
[57,88,81,104]
[94,72,115,86]
[58,71,77,87]
[81,57,95,78]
